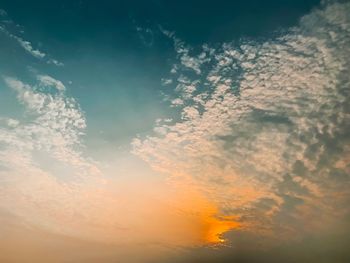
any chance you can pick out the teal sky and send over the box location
[0,0,320,150]
[1,1,350,263]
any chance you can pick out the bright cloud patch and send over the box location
[37,75,66,91]
[0,75,107,239]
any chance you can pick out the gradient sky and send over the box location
[0,1,350,262]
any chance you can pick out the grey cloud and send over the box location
[0,9,8,17]
[136,26,154,47]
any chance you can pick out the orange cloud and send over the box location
[164,185,241,245]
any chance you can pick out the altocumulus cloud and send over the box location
[0,75,213,254]
[0,1,350,262]
[0,74,116,240]
[133,0,350,243]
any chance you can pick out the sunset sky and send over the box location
[0,0,350,262]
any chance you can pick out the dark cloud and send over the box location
[163,215,350,263]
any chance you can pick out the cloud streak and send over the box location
[0,10,63,66]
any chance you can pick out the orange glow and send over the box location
[166,185,241,245]
[202,216,240,244]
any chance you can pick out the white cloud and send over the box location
[161,28,212,74]
[2,76,90,165]
[161,78,173,86]
[171,98,184,106]
[6,118,19,128]
[0,14,63,66]
[17,38,45,58]
[0,75,108,240]
[48,59,64,67]
[37,75,66,91]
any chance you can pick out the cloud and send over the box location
[133,0,350,242]
[0,75,108,240]
[37,75,66,91]
[0,1,349,262]
[48,59,64,66]
[0,11,63,66]
[165,216,350,263]
[7,118,19,128]
[161,27,213,74]
[1,74,223,252]
[0,9,8,17]
[161,78,173,86]
[15,37,46,58]
[171,98,184,106]
[135,26,154,47]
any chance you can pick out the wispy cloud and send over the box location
[135,26,154,47]
[160,27,213,75]
[0,74,106,239]
[16,37,46,58]
[37,75,66,91]
[0,10,63,66]
[0,9,8,17]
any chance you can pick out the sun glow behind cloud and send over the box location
[0,74,237,250]
[0,0,350,262]
[133,0,350,243]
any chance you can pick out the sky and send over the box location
[0,0,349,262]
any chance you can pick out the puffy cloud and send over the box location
[6,118,19,128]
[133,0,350,241]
